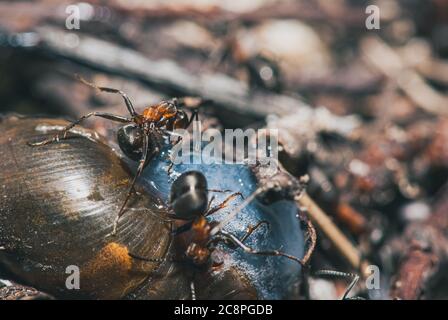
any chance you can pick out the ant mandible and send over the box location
[28,76,204,235]
[130,171,308,299]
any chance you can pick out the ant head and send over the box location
[173,109,189,129]
[117,124,144,161]
[170,171,208,220]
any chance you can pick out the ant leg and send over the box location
[208,189,232,193]
[127,252,167,263]
[28,112,131,146]
[128,252,185,265]
[171,193,238,235]
[77,75,137,117]
[190,281,197,300]
[207,195,216,212]
[163,131,185,140]
[301,217,317,267]
[110,134,154,236]
[171,221,193,236]
[205,192,244,217]
[164,106,201,174]
[167,159,176,175]
[239,220,269,243]
[157,129,184,175]
[217,229,305,267]
[314,270,361,300]
[185,107,199,129]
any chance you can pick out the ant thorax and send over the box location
[191,216,213,243]
[142,102,177,123]
[183,216,219,266]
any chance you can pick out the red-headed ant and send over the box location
[28,76,205,235]
[129,170,311,299]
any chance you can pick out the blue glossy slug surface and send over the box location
[132,148,305,299]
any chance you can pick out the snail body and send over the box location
[136,146,307,299]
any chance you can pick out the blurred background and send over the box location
[1,0,448,299]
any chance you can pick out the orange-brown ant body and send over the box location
[29,76,203,235]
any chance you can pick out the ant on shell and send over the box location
[28,76,205,235]
[129,170,309,299]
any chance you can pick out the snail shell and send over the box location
[0,116,260,300]
[0,116,172,299]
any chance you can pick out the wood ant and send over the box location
[28,76,204,235]
[129,170,309,299]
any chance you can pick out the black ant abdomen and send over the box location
[117,124,145,161]
[170,171,209,220]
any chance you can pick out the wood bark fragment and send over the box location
[390,184,448,299]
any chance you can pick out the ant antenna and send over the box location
[210,187,264,235]
[190,281,197,300]
[128,252,171,264]
[128,251,190,267]
[314,270,361,300]
[217,229,306,267]
[75,74,138,117]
